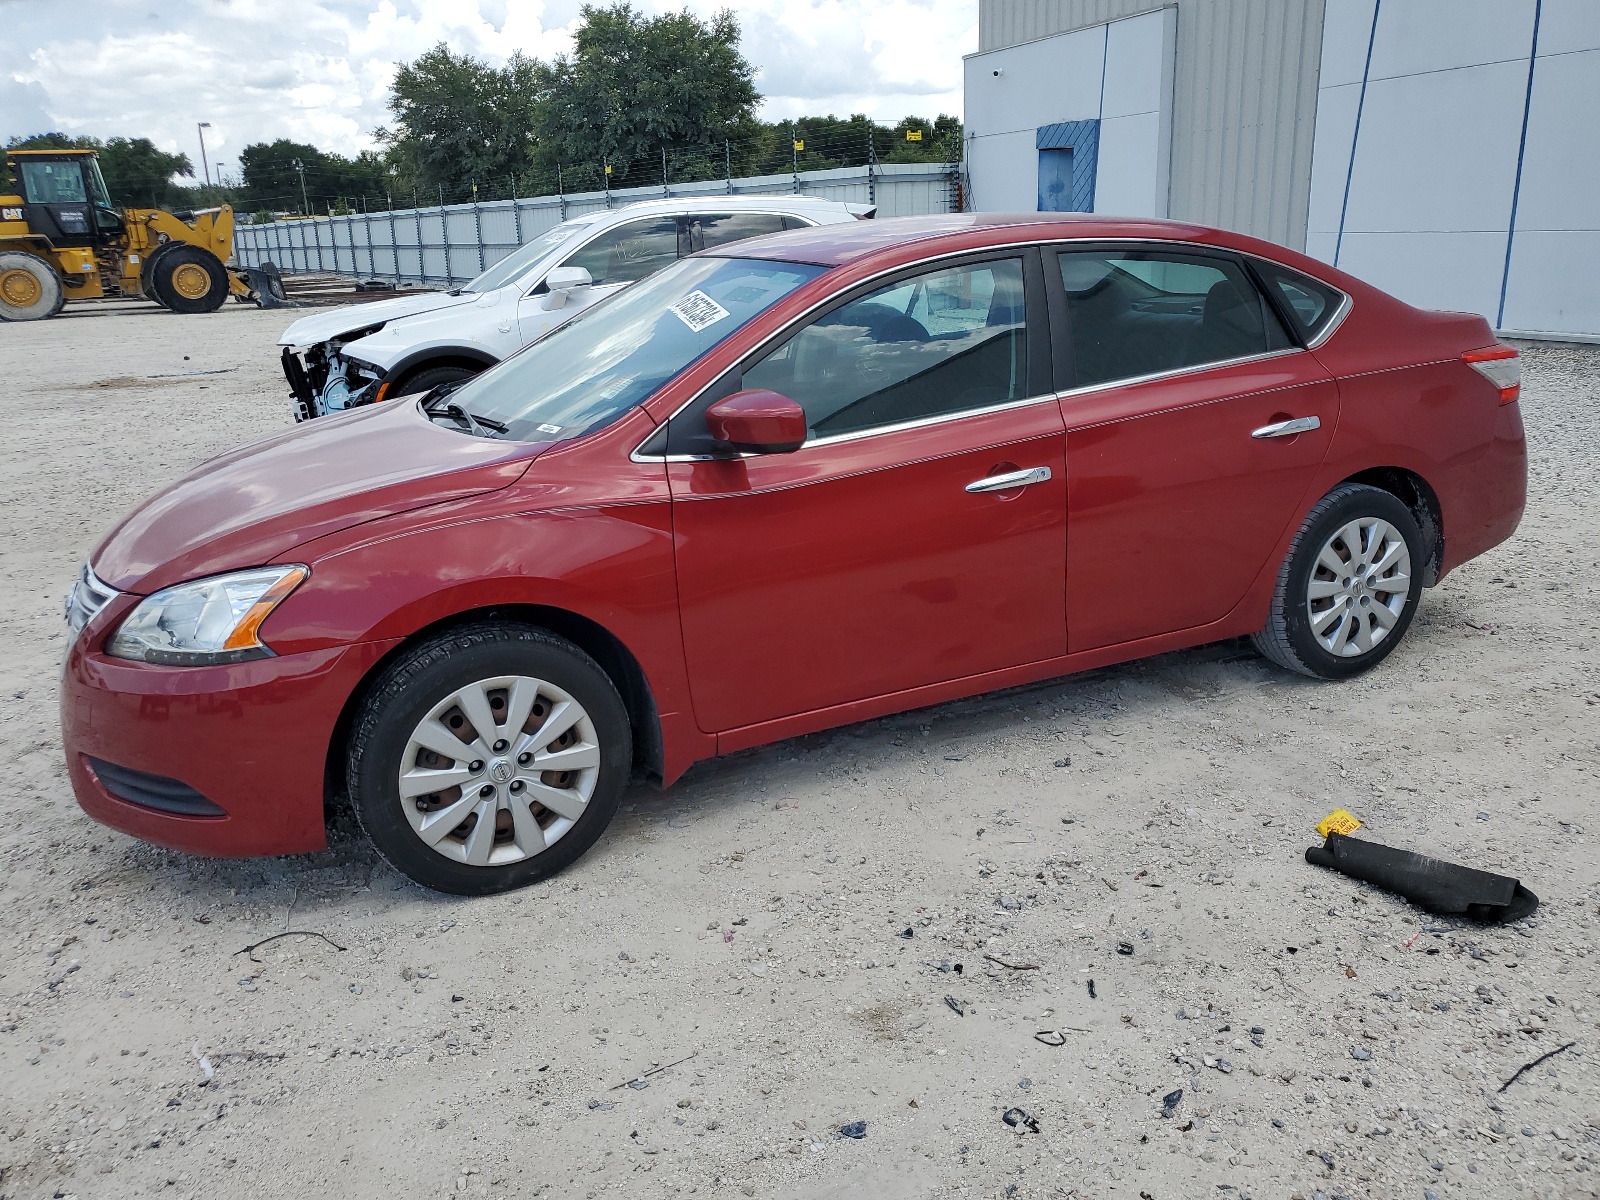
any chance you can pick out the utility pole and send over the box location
[290,157,309,215]
[866,121,876,206]
[196,122,213,189]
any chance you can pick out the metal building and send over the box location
[967,0,1599,340]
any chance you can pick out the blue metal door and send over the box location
[1038,148,1074,211]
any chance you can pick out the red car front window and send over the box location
[449,256,826,442]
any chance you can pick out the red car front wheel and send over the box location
[348,624,632,894]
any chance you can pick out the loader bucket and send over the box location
[239,261,288,308]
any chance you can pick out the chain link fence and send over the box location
[233,162,961,288]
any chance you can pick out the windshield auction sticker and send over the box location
[668,290,731,333]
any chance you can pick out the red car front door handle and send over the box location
[964,466,1053,493]
[1251,415,1322,439]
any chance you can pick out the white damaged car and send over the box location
[278,195,870,420]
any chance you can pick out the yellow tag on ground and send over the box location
[1316,808,1362,838]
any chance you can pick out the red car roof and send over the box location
[724,212,1243,268]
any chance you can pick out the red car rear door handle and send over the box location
[964,466,1052,493]
[1251,415,1321,439]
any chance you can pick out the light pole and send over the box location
[196,122,213,188]
[290,157,309,215]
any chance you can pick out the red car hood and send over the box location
[93,400,540,594]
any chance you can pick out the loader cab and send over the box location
[5,151,124,248]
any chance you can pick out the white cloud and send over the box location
[0,74,51,140]
[2,0,974,181]
[732,0,972,118]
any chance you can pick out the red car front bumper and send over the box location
[61,631,399,857]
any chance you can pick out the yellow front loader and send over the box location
[0,148,279,322]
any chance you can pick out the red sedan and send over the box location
[61,214,1526,894]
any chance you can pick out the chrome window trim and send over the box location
[631,391,1062,463]
[1052,346,1307,403]
[1303,288,1353,349]
[804,391,1059,449]
[629,234,1353,462]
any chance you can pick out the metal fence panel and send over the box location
[235,163,959,287]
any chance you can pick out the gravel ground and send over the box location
[1,300,1597,1200]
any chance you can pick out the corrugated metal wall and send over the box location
[234,163,958,286]
[978,0,1326,249]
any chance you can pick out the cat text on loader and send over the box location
[0,148,281,322]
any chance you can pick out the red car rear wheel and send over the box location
[1253,483,1424,679]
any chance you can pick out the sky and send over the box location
[0,0,975,183]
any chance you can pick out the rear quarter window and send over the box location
[1250,258,1347,344]
[682,213,789,253]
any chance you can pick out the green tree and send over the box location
[98,137,194,207]
[532,4,759,189]
[6,131,98,150]
[239,139,389,214]
[727,113,963,180]
[377,43,542,200]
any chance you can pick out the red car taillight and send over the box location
[1463,344,1521,404]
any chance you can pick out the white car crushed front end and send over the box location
[278,289,483,421]
[276,219,601,422]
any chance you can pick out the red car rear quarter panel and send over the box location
[1436,398,1526,570]
[1312,294,1526,577]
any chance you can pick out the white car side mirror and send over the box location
[541,266,593,310]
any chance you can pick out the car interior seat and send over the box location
[1196,280,1265,362]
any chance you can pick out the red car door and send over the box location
[1047,245,1340,652]
[661,253,1067,734]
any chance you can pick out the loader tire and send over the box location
[0,251,64,321]
[150,246,228,314]
[140,244,177,308]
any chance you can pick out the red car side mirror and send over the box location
[704,389,807,455]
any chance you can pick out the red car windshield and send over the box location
[449,256,827,442]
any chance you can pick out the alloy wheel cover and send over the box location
[1305,516,1412,657]
[397,674,601,867]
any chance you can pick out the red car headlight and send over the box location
[106,565,309,665]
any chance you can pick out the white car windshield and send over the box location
[445,256,827,442]
[460,219,599,294]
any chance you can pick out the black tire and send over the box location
[392,364,479,400]
[348,624,632,896]
[0,250,64,321]
[149,245,229,313]
[140,243,177,308]
[1252,483,1425,680]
